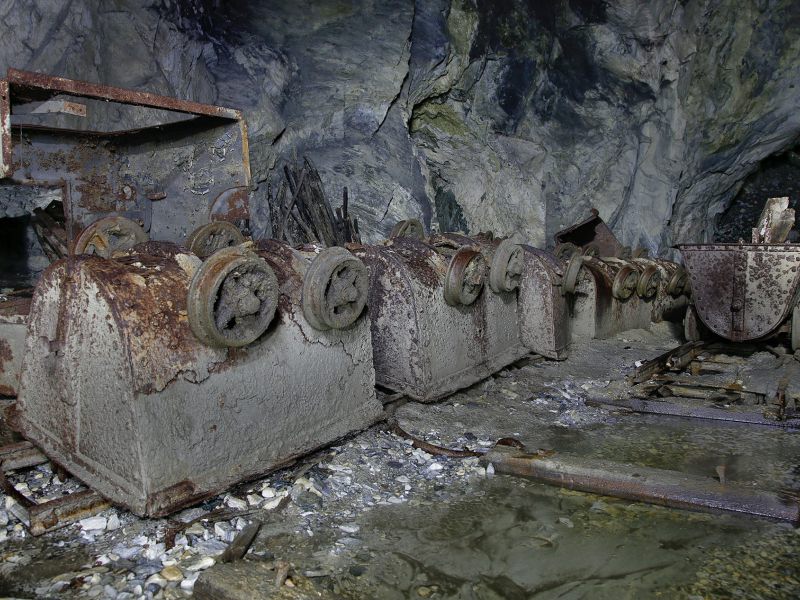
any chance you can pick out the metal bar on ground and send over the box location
[586,397,800,429]
[28,489,111,536]
[628,341,705,384]
[482,446,800,523]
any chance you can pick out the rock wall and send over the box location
[0,0,798,253]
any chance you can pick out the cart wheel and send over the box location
[554,242,580,262]
[792,305,800,352]
[302,247,368,331]
[187,221,246,259]
[444,248,487,306]
[612,265,639,301]
[489,240,524,293]
[562,254,584,295]
[684,304,702,342]
[666,267,688,297]
[636,264,661,299]
[583,243,600,258]
[188,246,279,347]
[72,215,148,258]
[388,219,425,240]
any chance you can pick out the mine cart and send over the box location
[387,221,571,361]
[551,210,689,340]
[352,227,529,402]
[464,232,571,360]
[13,241,382,516]
[560,250,689,340]
[0,69,252,395]
[679,243,800,349]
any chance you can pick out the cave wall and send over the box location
[0,0,798,253]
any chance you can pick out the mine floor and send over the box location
[1,326,799,599]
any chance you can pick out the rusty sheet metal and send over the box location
[0,69,250,247]
[518,246,570,359]
[15,241,381,516]
[0,296,30,396]
[554,208,626,257]
[353,236,528,402]
[679,244,800,341]
[6,68,240,119]
[483,445,800,523]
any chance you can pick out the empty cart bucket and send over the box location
[14,240,382,516]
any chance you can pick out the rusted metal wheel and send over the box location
[792,305,800,352]
[389,219,425,240]
[554,242,580,262]
[489,240,524,293]
[72,215,148,258]
[684,304,702,342]
[187,246,279,347]
[187,221,246,259]
[612,264,639,301]
[562,254,584,295]
[636,264,661,299]
[666,266,688,297]
[302,247,368,331]
[444,248,487,306]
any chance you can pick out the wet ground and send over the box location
[1,326,799,599]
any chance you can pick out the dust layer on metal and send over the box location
[16,241,381,516]
[554,208,625,257]
[679,244,800,341]
[353,236,527,402]
[0,68,250,245]
[518,245,570,359]
[483,445,800,523]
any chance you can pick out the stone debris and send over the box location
[1,332,799,598]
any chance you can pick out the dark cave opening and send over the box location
[715,149,800,242]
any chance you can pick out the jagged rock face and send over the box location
[0,0,798,253]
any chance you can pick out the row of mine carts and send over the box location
[0,70,798,520]
[5,210,692,517]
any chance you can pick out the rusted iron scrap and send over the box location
[0,68,251,251]
[0,441,110,536]
[483,443,800,523]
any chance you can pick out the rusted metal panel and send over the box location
[6,68,240,120]
[679,244,800,342]
[0,69,250,248]
[353,235,528,402]
[0,296,30,396]
[15,241,381,516]
[553,208,626,257]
